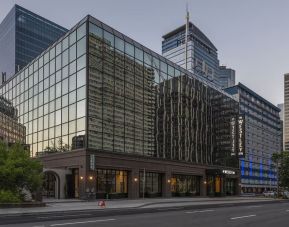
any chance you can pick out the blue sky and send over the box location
[1,0,288,105]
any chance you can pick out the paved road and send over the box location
[3,202,289,227]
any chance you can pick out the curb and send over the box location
[0,199,287,218]
[136,198,278,208]
[0,202,46,208]
[1,200,288,225]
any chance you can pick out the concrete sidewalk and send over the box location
[0,197,284,216]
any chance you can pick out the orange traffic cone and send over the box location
[98,200,106,208]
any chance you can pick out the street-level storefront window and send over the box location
[207,175,225,196]
[139,171,162,197]
[225,178,236,195]
[171,174,201,196]
[95,169,128,199]
[207,174,237,196]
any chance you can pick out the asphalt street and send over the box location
[3,202,289,227]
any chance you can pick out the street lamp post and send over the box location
[277,161,280,198]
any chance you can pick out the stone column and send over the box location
[162,172,172,197]
[235,176,241,196]
[200,175,207,196]
[79,167,87,200]
[128,168,139,199]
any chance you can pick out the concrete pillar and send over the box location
[79,167,87,199]
[200,175,207,196]
[235,177,241,196]
[86,171,96,200]
[128,168,139,199]
[162,172,172,197]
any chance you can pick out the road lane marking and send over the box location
[157,207,184,211]
[49,219,116,226]
[38,214,92,219]
[186,209,215,214]
[247,205,262,208]
[230,215,256,220]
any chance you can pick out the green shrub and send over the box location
[0,190,21,203]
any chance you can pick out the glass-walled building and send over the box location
[0,4,68,83]
[218,66,235,89]
[162,22,220,85]
[0,15,241,199]
[0,96,25,144]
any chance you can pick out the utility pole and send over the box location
[185,3,189,70]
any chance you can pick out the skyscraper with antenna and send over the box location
[162,4,220,85]
[185,3,189,70]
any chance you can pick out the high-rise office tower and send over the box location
[0,4,68,84]
[162,21,220,85]
[284,73,289,151]
[219,66,236,88]
[0,95,25,144]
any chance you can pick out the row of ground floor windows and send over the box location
[94,171,201,197]
[44,169,238,199]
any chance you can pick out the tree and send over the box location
[272,151,289,189]
[0,142,43,202]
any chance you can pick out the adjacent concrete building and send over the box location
[0,16,242,199]
[0,4,68,84]
[277,103,284,151]
[284,73,289,151]
[226,83,281,193]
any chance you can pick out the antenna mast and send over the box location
[185,3,189,70]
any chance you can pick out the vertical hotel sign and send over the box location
[230,116,236,156]
[230,115,245,157]
[237,115,245,157]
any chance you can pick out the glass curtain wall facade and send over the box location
[156,76,239,166]
[88,23,155,155]
[218,66,235,89]
[88,18,239,165]
[0,16,240,165]
[162,22,220,85]
[0,21,87,156]
[0,5,16,80]
[0,5,68,81]
[0,96,25,143]
[15,5,68,74]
